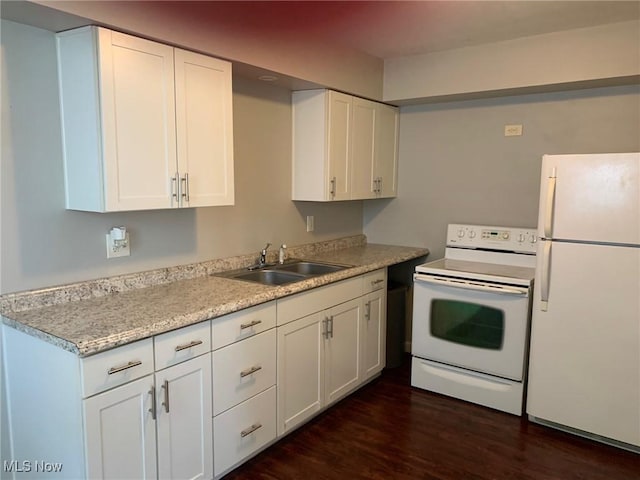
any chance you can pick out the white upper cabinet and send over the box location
[292,89,398,202]
[56,26,234,212]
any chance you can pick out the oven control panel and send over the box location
[446,224,537,254]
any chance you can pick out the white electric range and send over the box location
[411,224,537,415]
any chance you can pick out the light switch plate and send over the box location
[504,124,523,136]
[306,215,315,232]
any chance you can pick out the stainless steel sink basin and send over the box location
[273,261,346,276]
[230,269,307,286]
[219,260,351,286]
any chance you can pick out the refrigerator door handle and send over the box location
[544,168,557,238]
[540,240,552,311]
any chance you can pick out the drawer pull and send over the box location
[240,319,262,330]
[240,365,262,378]
[240,423,262,438]
[174,339,203,352]
[107,360,142,375]
[371,279,384,286]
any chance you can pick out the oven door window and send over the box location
[430,299,504,350]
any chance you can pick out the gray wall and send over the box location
[364,85,640,259]
[0,20,363,294]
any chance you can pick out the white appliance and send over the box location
[411,224,536,415]
[527,152,640,451]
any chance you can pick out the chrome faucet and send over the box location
[259,243,271,266]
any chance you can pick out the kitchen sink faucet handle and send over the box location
[279,244,287,264]
[259,243,271,266]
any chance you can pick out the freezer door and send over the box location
[538,153,639,244]
[527,241,640,447]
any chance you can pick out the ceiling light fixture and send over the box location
[258,74,278,82]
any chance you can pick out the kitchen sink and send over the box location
[219,260,351,286]
[230,269,307,286]
[273,261,346,276]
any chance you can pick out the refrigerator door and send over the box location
[527,240,640,447]
[538,153,639,244]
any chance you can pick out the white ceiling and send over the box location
[196,0,640,59]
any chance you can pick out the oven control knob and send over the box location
[502,232,510,240]
[457,229,465,238]
[530,235,537,243]
[518,234,526,243]
[469,231,476,239]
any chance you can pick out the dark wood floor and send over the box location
[224,355,639,480]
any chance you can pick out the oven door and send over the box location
[412,273,531,381]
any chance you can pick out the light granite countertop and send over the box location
[1,239,428,357]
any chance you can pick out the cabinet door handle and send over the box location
[181,173,190,203]
[365,302,371,321]
[240,423,262,438]
[330,177,336,198]
[322,317,328,339]
[328,315,334,338]
[172,172,180,205]
[107,360,142,375]
[240,319,262,330]
[149,386,157,420]
[240,365,262,378]
[161,380,170,413]
[174,339,203,352]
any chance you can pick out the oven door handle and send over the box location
[414,274,529,296]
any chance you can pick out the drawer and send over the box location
[277,276,362,326]
[212,301,276,350]
[212,329,276,415]
[154,321,211,370]
[213,386,276,478]
[363,269,387,294]
[81,338,154,397]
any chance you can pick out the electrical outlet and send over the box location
[504,124,523,136]
[106,233,130,258]
[306,215,315,232]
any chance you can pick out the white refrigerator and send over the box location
[527,152,640,450]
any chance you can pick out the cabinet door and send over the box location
[361,290,387,381]
[350,97,377,200]
[277,312,324,436]
[156,353,213,480]
[98,29,177,211]
[327,91,352,200]
[325,298,362,405]
[175,49,234,207]
[374,103,399,198]
[84,376,157,480]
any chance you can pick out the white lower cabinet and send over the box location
[156,354,213,480]
[84,354,213,480]
[211,303,278,478]
[277,311,325,435]
[83,331,213,480]
[3,272,387,479]
[277,271,387,436]
[361,270,387,381]
[84,375,158,480]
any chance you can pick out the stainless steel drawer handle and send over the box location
[240,423,262,438]
[240,365,262,378]
[174,339,203,352]
[240,319,262,330]
[372,279,384,286]
[107,360,142,375]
